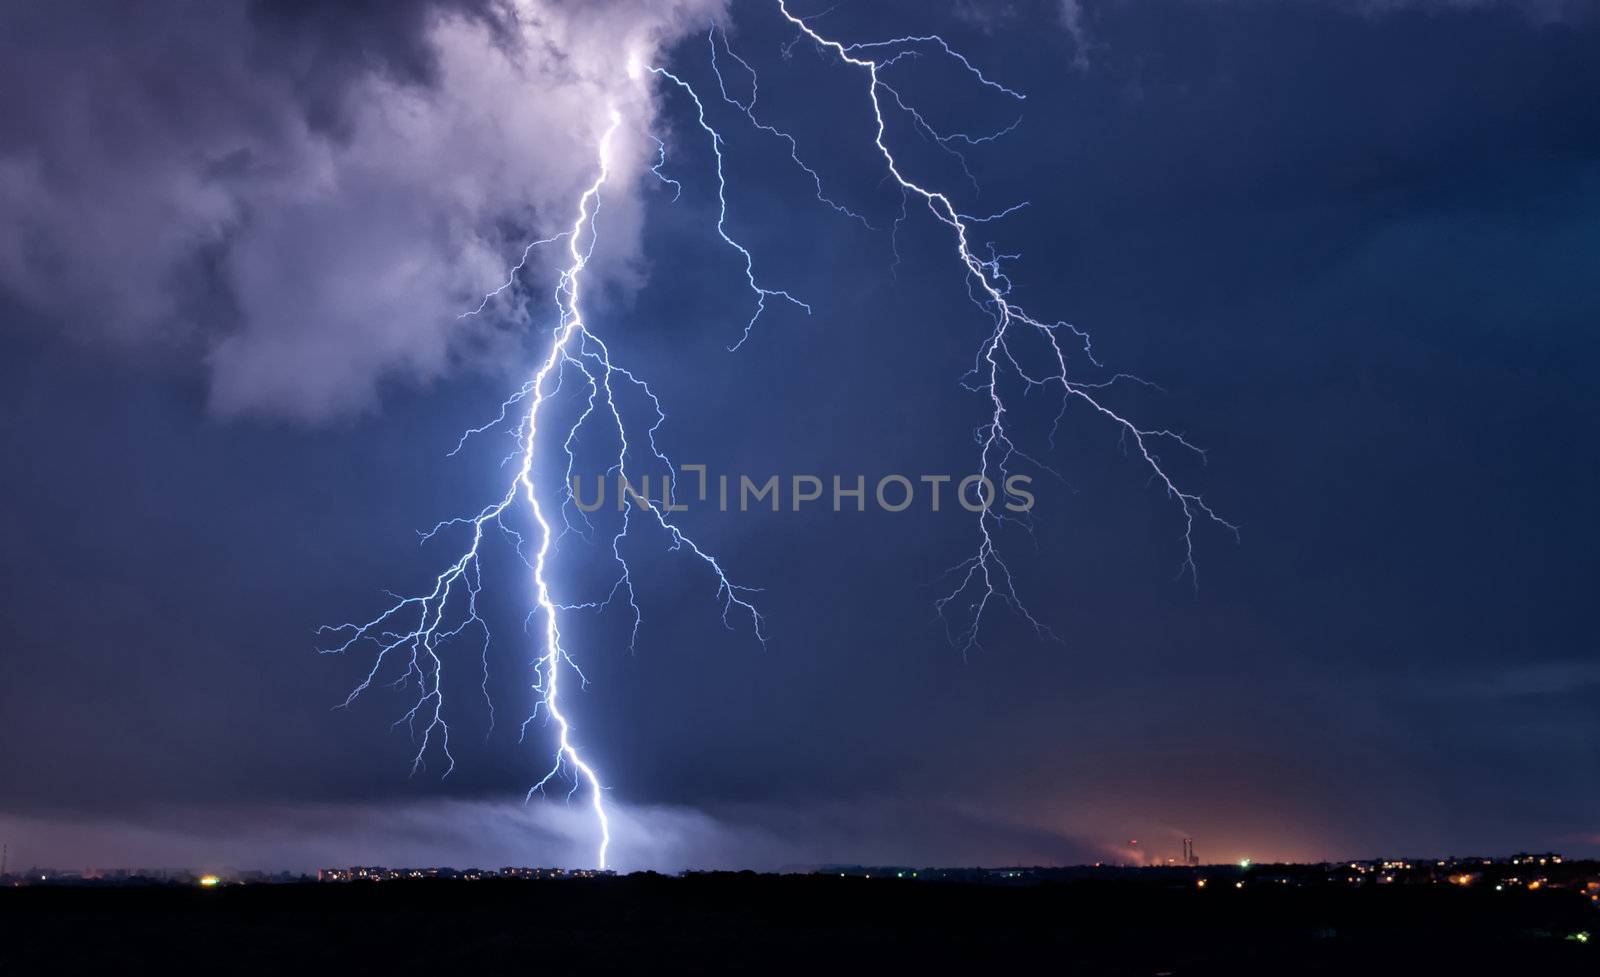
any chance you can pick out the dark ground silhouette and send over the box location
[3,873,1594,974]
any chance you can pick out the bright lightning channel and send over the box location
[321,107,764,870]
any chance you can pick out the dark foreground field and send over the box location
[3,874,1594,975]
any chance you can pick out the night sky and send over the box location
[1,0,1597,873]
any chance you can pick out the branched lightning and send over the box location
[647,64,811,351]
[764,2,1237,653]
[326,0,1233,871]
[322,107,764,870]
[707,26,874,229]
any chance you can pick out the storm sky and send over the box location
[1,0,1597,872]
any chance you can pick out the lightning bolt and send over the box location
[324,0,1233,871]
[321,106,764,870]
[760,2,1238,653]
[647,64,811,352]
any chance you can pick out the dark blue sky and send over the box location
[1,0,1596,871]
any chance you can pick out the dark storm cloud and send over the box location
[0,0,487,323]
[246,0,502,131]
[0,0,720,419]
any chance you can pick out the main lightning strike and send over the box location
[322,106,765,870]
